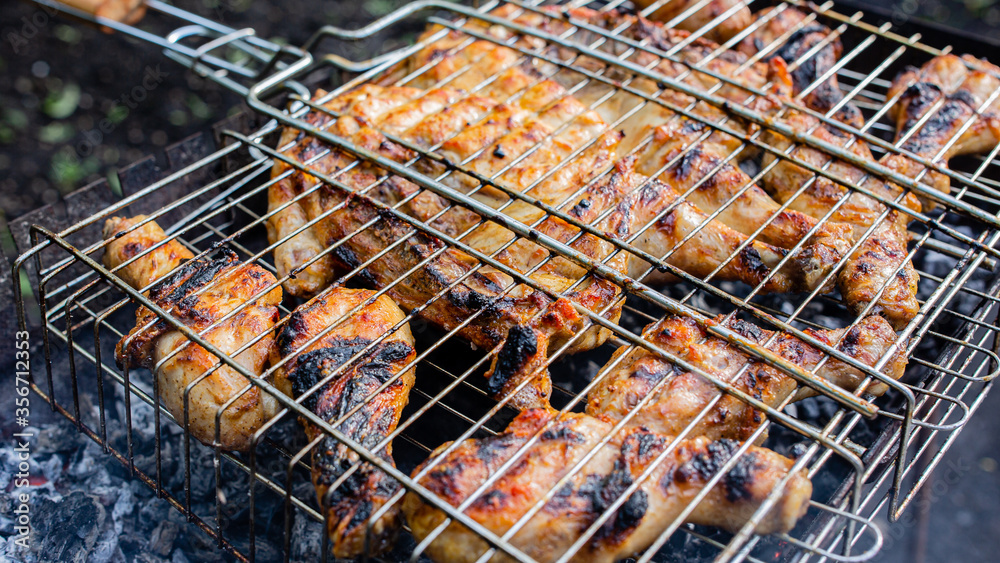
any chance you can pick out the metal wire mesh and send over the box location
[11,0,1000,562]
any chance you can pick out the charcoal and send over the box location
[28,491,107,563]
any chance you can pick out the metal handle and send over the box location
[24,0,306,97]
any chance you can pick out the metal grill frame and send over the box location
[10,0,1000,562]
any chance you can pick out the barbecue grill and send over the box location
[7,0,1000,561]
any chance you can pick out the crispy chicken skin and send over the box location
[403,409,811,563]
[567,8,926,327]
[631,0,751,43]
[760,111,922,328]
[102,215,195,290]
[111,241,281,452]
[480,5,927,327]
[385,16,838,293]
[270,288,416,558]
[587,315,906,441]
[634,119,854,292]
[886,54,1000,202]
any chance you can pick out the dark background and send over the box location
[1,1,998,562]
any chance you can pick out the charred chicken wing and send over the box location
[587,314,906,441]
[107,221,281,452]
[403,409,811,563]
[271,287,416,557]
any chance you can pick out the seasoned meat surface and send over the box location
[403,409,811,563]
[886,54,1000,202]
[634,118,854,292]
[109,230,281,452]
[102,215,194,290]
[267,68,823,405]
[268,85,625,409]
[271,288,416,557]
[587,314,906,441]
[631,0,752,43]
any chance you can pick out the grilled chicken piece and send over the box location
[391,30,843,292]
[403,409,812,563]
[558,7,923,325]
[588,314,906,441]
[102,215,194,290]
[634,118,854,291]
[270,288,416,558]
[886,54,1000,205]
[631,0,752,43]
[388,6,780,151]
[391,7,857,295]
[736,7,864,128]
[110,234,281,452]
[269,85,626,410]
[760,109,922,328]
[349,81,820,295]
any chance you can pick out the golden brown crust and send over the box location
[587,314,906,441]
[102,215,195,291]
[404,410,811,563]
[111,236,281,452]
[631,0,752,43]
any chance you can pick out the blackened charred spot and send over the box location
[611,490,647,538]
[902,82,943,108]
[121,241,145,259]
[591,459,647,542]
[332,246,375,287]
[540,424,586,443]
[904,100,969,150]
[949,89,978,108]
[659,468,674,492]
[672,147,705,181]
[492,144,506,159]
[468,271,505,294]
[771,25,829,82]
[290,338,372,411]
[475,433,520,466]
[487,325,538,396]
[631,362,682,386]
[276,311,311,357]
[728,319,767,343]
[680,120,706,135]
[722,451,761,503]
[622,431,667,462]
[745,369,758,394]
[345,498,373,530]
[446,286,493,312]
[473,489,508,509]
[290,337,411,417]
[839,325,862,356]
[570,198,592,218]
[679,439,740,483]
[835,105,863,129]
[150,249,238,305]
[739,246,771,278]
